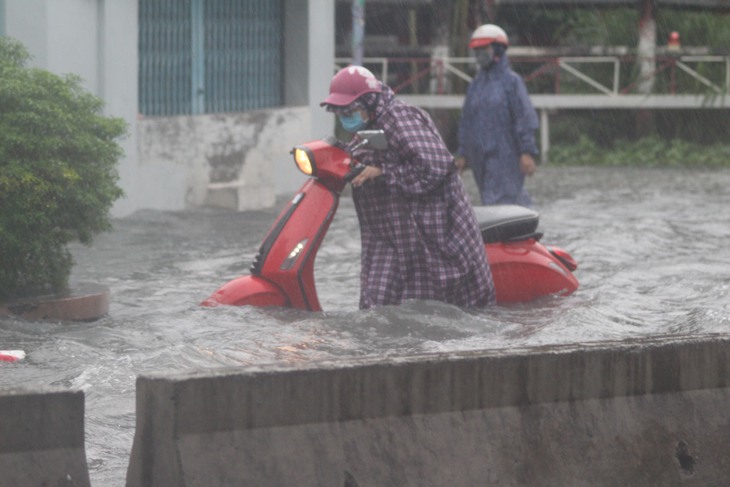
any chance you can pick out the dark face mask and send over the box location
[474,46,495,68]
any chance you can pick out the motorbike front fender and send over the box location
[200,275,288,308]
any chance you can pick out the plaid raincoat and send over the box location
[350,84,495,309]
[457,54,539,207]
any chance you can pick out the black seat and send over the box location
[473,205,541,243]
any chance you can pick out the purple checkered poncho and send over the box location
[349,84,496,309]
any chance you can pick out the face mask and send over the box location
[474,47,495,68]
[338,111,367,133]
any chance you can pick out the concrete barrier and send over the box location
[126,333,730,486]
[0,387,90,487]
[0,283,109,321]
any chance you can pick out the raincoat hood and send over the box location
[369,82,396,120]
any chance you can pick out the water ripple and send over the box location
[2,166,730,486]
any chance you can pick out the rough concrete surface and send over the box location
[0,387,90,487]
[0,284,109,321]
[125,333,730,487]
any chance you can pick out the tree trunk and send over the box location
[636,0,657,137]
[430,1,453,94]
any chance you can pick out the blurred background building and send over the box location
[1,0,727,215]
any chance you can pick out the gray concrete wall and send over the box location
[0,387,90,487]
[136,107,310,212]
[125,333,730,486]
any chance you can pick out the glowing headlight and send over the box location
[293,148,314,176]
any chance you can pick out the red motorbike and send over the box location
[201,131,578,311]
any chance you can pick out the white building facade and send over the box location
[1,0,335,217]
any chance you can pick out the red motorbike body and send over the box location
[474,205,579,303]
[201,135,579,310]
[200,180,338,311]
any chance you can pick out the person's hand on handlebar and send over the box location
[351,165,383,187]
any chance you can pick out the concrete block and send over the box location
[125,333,730,486]
[0,387,90,487]
[0,284,109,321]
[205,181,276,211]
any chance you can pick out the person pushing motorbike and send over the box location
[321,66,495,309]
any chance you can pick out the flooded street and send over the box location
[2,165,730,486]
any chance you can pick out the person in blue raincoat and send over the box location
[455,24,539,208]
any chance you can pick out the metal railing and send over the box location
[336,50,730,100]
[337,50,729,164]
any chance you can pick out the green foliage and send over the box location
[497,6,639,47]
[548,109,730,147]
[550,135,730,168]
[0,38,127,299]
[496,5,730,151]
[657,10,730,50]
[498,5,729,52]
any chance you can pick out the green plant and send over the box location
[550,135,730,168]
[0,38,127,299]
[498,5,729,145]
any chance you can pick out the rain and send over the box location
[1,1,729,485]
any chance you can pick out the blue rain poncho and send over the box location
[457,54,539,207]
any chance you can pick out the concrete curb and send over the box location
[0,283,109,321]
[0,387,90,487]
[125,333,730,486]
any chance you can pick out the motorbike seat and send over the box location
[473,205,541,243]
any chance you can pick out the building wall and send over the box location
[4,0,48,66]
[137,107,311,211]
[4,0,140,216]
[3,0,335,217]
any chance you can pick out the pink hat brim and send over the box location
[319,92,359,107]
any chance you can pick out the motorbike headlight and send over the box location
[293,147,315,176]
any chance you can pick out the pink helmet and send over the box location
[320,66,382,107]
[469,24,509,49]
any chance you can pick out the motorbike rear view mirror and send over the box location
[355,130,388,150]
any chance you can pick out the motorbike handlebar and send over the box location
[344,163,366,184]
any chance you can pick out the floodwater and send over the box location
[2,165,730,486]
